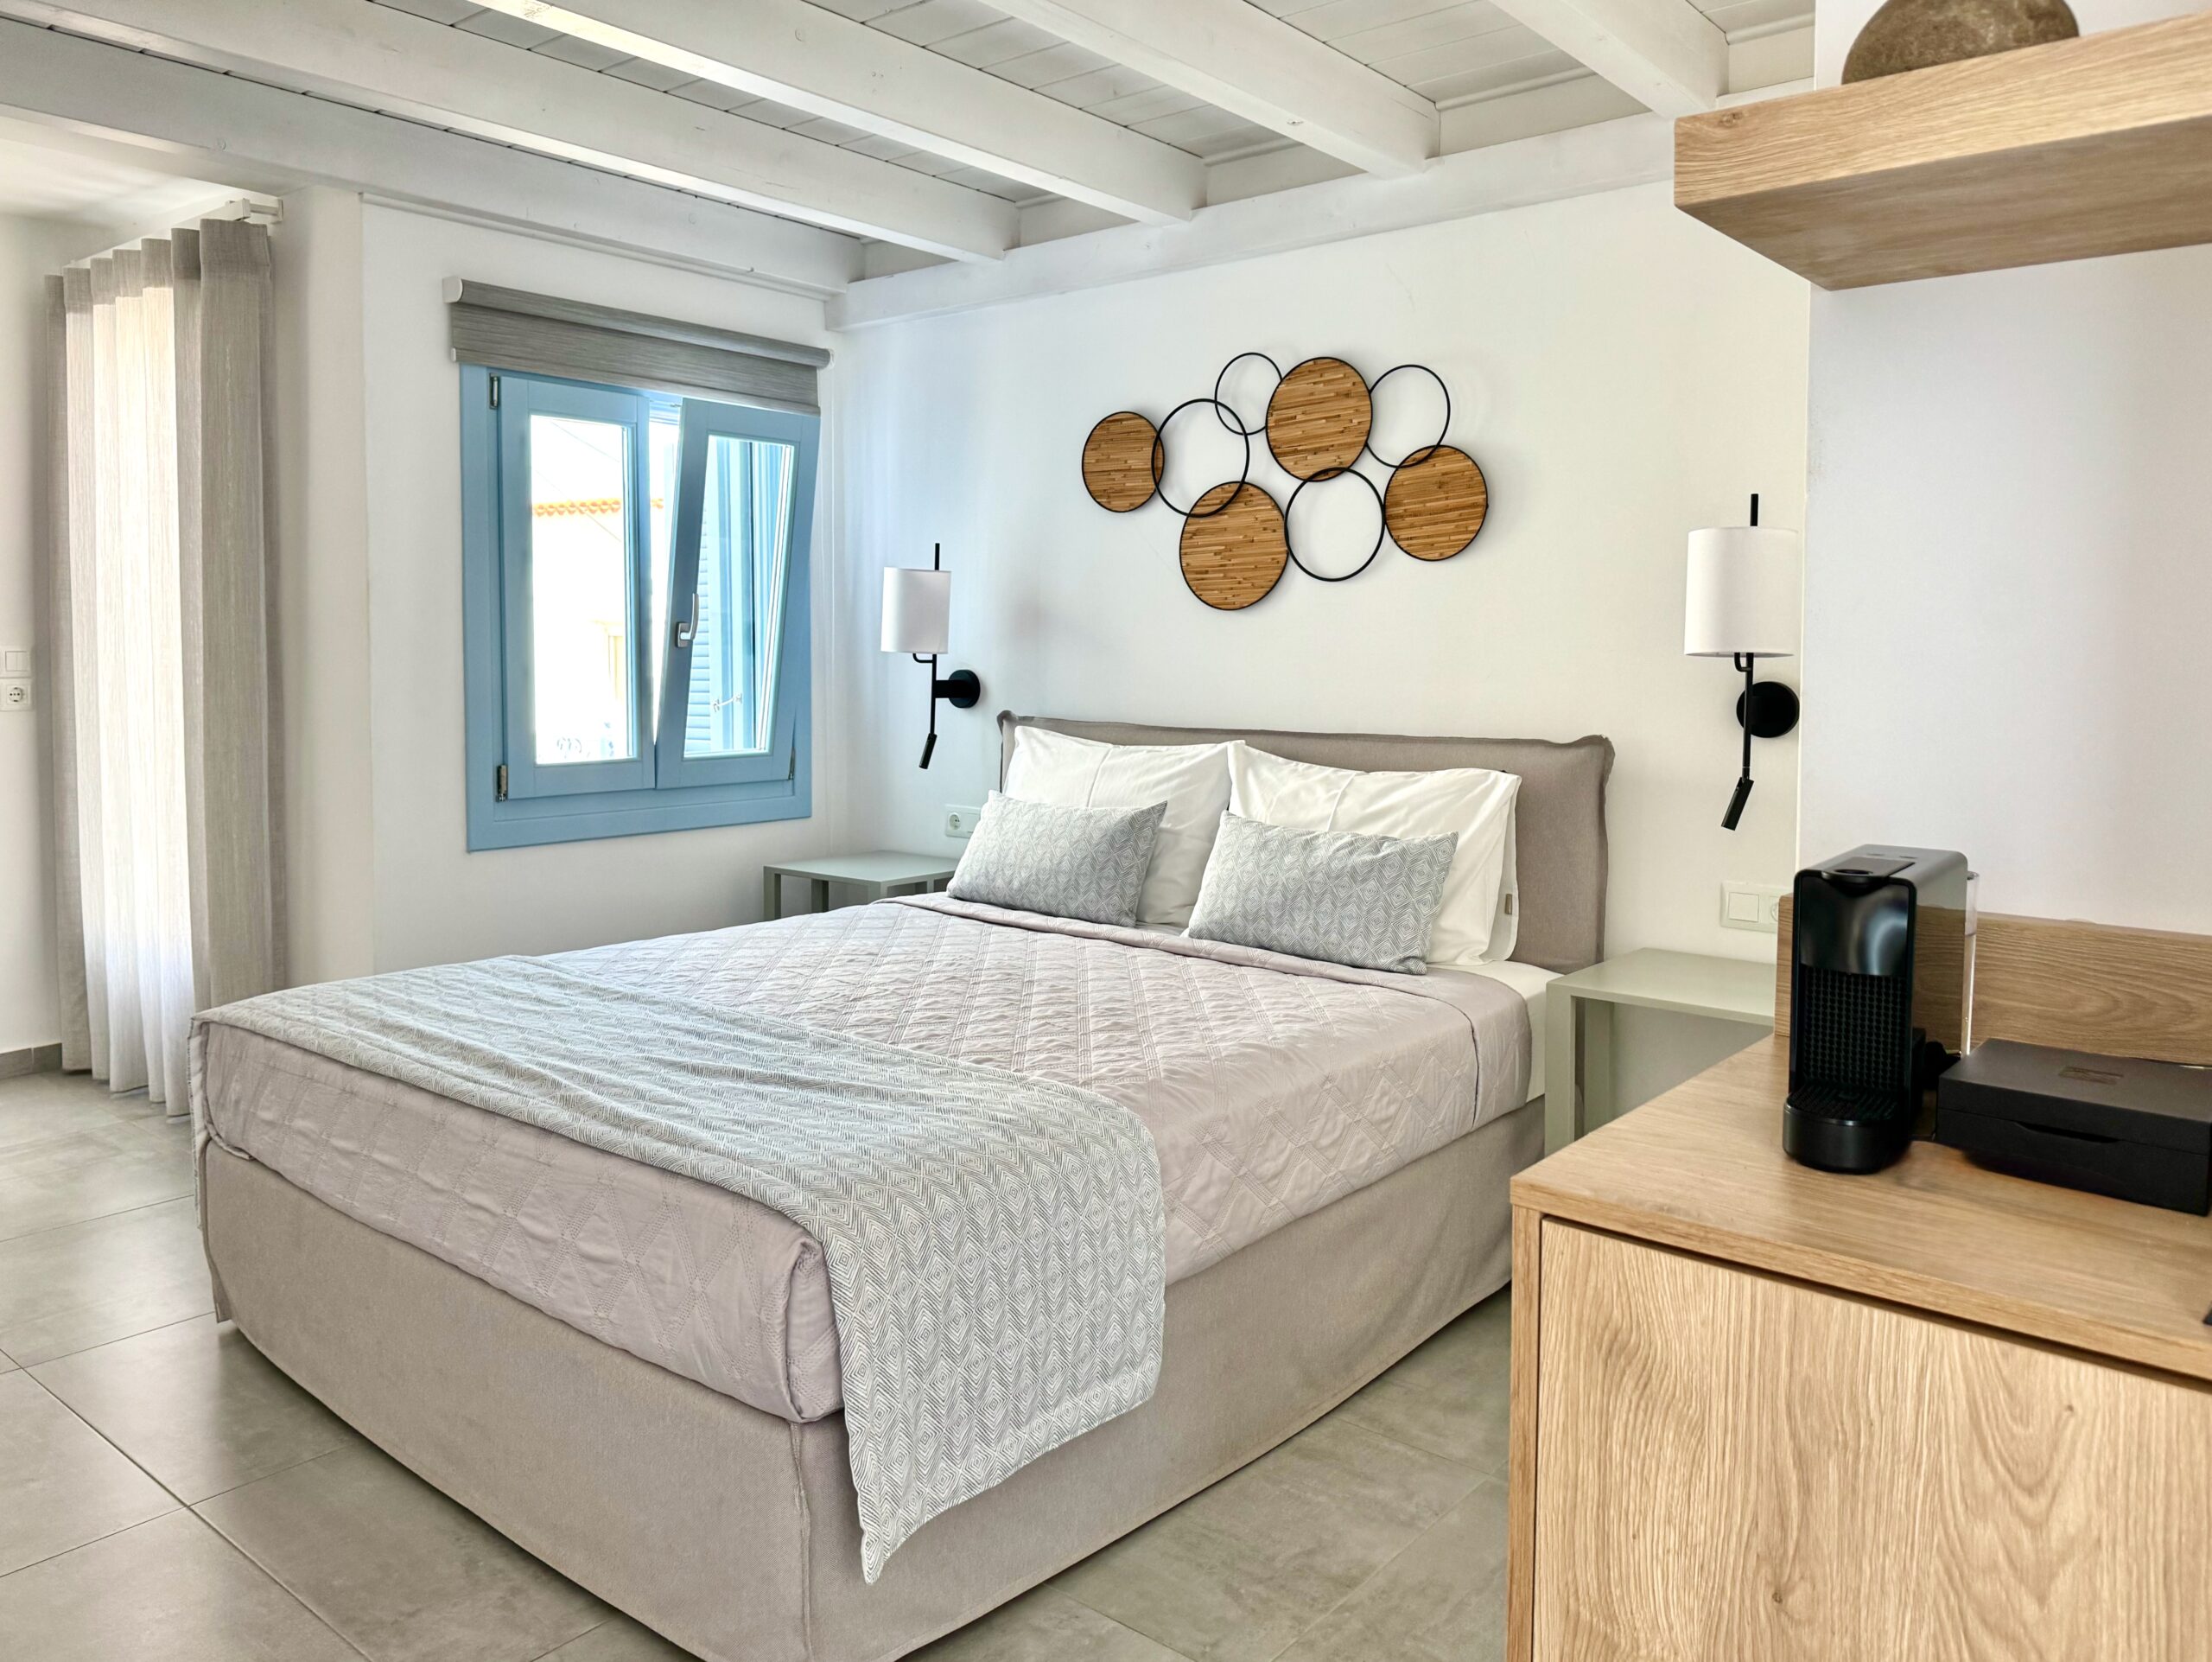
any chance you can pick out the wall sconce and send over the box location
[880,544,980,770]
[1685,494,1801,831]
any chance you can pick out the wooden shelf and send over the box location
[1675,10,2212,288]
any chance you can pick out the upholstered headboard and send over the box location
[996,713,1614,974]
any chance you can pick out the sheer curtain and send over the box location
[45,220,283,1112]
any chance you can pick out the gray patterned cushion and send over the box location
[947,792,1168,927]
[1185,812,1457,974]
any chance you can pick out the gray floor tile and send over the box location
[34,1314,360,1504]
[0,1194,214,1366]
[0,1113,195,1241]
[1054,1415,1483,1662]
[537,1612,702,1659]
[0,1369,179,1576]
[0,1506,360,1661]
[1275,1479,1509,1662]
[199,1441,611,1662]
[0,1080,144,1154]
[1333,1290,1511,1474]
[912,1583,1186,1662]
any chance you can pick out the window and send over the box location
[461,366,816,849]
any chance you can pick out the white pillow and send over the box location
[1005,729,1233,927]
[1225,742,1522,965]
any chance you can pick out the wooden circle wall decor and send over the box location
[1084,352,1488,610]
[1384,444,1490,560]
[1265,356,1371,481]
[1082,411,1162,512]
[1179,481,1288,610]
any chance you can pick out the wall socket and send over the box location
[944,804,984,840]
[1720,882,1788,933]
[0,678,30,714]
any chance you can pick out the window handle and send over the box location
[674,593,698,649]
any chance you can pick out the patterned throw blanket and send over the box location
[193,955,1166,1582]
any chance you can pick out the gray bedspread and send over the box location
[191,954,1164,1582]
[192,896,1530,1577]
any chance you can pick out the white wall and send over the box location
[0,213,67,1054]
[342,202,851,973]
[1800,0,2212,932]
[836,181,1810,965]
[270,188,377,985]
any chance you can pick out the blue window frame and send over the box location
[461,366,815,850]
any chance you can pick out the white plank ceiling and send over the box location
[369,0,1809,223]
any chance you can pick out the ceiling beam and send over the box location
[474,0,1203,226]
[988,0,1439,177]
[831,112,1674,329]
[1483,0,1728,117]
[0,0,1016,259]
[0,21,858,294]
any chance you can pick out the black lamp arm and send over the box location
[1724,653,1758,831]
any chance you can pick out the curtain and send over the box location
[45,221,283,1112]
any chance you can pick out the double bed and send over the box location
[194,715,1612,1662]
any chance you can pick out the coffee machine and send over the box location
[1786,846,1975,1173]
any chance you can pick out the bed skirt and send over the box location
[201,1098,1542,1662]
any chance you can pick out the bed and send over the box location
[194,715,1612,1662]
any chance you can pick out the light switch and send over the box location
[0,649,27,676]
[1720,882,1787,933]
[1726,889,1763,923]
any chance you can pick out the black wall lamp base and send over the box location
[1720,656,1800,831]
[915,659,982,769]
[1737,679,1800,740]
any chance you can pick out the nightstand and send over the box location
[1544,948,1775,1154]
[762,851,958,920]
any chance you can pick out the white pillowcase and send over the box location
[1004,729,1233,927]
[1225,742,1522,965]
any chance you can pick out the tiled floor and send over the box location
[0,1067,1514,1662]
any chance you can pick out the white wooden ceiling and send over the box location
[366,0,1809,219]
[1,0,1814,288]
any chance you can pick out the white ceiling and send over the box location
[366,0,1812,213]
[0,129,232,234]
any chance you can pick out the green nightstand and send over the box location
[1545,948,1777,1154]
[762,851,959,920]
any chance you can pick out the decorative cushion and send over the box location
[1226,742,1521,965]
[1004,728,1232,927]
[946,793,1167,928]
[1185,813,1457,975]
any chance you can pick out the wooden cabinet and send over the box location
[1510,1039,2212,1662]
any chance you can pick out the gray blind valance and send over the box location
[443,279,830,415]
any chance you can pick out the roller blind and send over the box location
[443,279,829,415]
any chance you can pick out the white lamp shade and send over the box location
[881,567,951,655]
[1684,526,1800,659]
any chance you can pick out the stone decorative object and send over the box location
[1841,0,2078,82]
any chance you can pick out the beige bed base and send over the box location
[203,1098,1542,1662]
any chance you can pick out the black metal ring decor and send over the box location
[1150,396,1250,519]
[1085,351,1484,609]
[1211,351,1281,437]
[1362,363,1452,469]
[1285,467,1387,583]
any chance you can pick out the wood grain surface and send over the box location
[1533,1223,2212,1661]
[1505,1206,1542,1662]
[1178,481,1287,610]
[1265,357,1371,480]
[1382,444,1488,559]
[1675,10,2212,288]
[1774,901,2212,1066]
[1081,410,1160,512]
[1513,1038,2212,1388]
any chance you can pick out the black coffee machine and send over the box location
[1786,846,1975,1173]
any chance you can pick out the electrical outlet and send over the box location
[1721,882,1787,933]
[944,804,984,840]
[0,678,30,714]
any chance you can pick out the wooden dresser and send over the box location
[1507,915,2212,1662]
